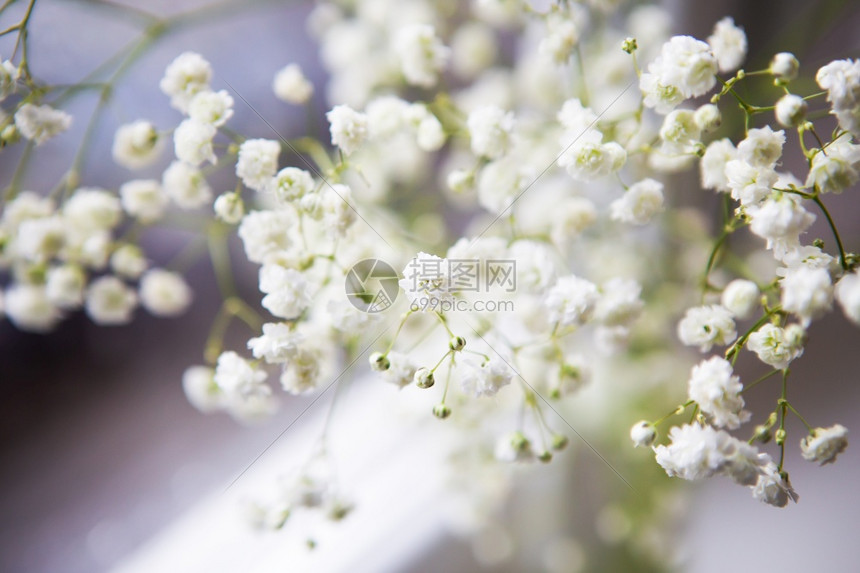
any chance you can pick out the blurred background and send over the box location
[1,0,860,572]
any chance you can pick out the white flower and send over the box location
[159,52,212,113]
[14,216,66,261]
[558,129,626,181]
[111,244,147,279]
[237,210,295,264]
[467,105,515,159]
[725,159,778,205]
[460,357,514,397]
[654,423,727,480]
[747,323,804,370]
[550,197,597,243]
[85,276,138,325]
[659,109,701,153]
[365,96,409,139]
[706,17,746,72]
[694,103,722,133]
[800,424,848,465]
[213,350,268,398]
[687,356,749,429]
[270,167,314,202]
[259,264,312,319]
[557,98,598,134]
[477,157,534,215]
[379,351,418,388]
[805,139,860,194]
[4,283,61,332]
[112,120,163,169]
[415,113,446,152]
[326,105,367,156]
[2,191,55,229]
[63,188,122,231]
[610,178,664,225]
[0,59,19,99]
[273,63,314,104]
[247,322,302,364]
[139,269,192,317]
[545,275,599,328]
[816,59,860,136]
[644,35,718,104]
[630,421,656,448]
[181,365,222,413]
[395,24,449,88]
[700,138,737,192]
[280,346,325,395]
[162,161,213,208]
[780,265,833,325]
[120,179,168,222]
[774,94,807,127]
[836,271,860,325]
[14,103,72,145]
[752,462,797,507]
[213,192,244,224]
[677,305,737,352]
[721,279,760,319]
[737,126,785,169]
[46,265,86,309]
[319,183,356,237]
[747,192,815,255]
[236,139,281,191]
[770,52,799,82]
[399,252,454,307]
[174,119,216,166]
[188,89,233,127]
[594,278,643,327]
[639,72,685,114]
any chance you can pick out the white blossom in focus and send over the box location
[800,424,848,465]
[188,89,234,127]
[687,356,749,429]
[159,52,212,113]
[236,139,281,191]
[677,305,737,351]
[706,17,746,72]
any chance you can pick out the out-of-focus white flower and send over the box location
[85,275,138,325]
[816,59,860,137]
[259,264,312,319]
[700,138,737,192]
[677,305,737,351]
[610,178,664,224]
[238,210,295,264]
[774,94,807,127]
[46,265,86,309]
[214,350,268,398]
[163,161,213,208]
[188,89,233,127]
[836,271,860,325]
[112,120,163,169]
[4,283,62,332]
[120,179,168,222]
[545,275,599,328]
[395,24,449,88]
[63,188,122,231]
[248,322,302,364]
[139,269,193,317]
[110,244,147,279]
[780,265,833,325]
[182,365,222,413]
[752,462,797,507]
[558,129,626,181]
[236,139,281,191]
[213,192,244,224]
[327,105,367,156]
[721,279,760,319]
[805,139,860,194]
[630,421,657,448]
[594,278,643,327]
[800,424,848,465]
[707,17,746,72]
[159,52,212,113]
[14,103,72,145]
[270,167,314,202]
[460,357,513,397]
[273,64,314,104]
[468,105,515,159]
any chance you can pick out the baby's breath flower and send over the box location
[273,63,314,104]
[610,178,664,225]
[706,17,747,73]
[467,105,515,160]
[236,139,281,192]
[800,424,848,465]
[120,179,168,223]
[85,275,138,325]
[14,103,72,145]
[163,161,213,208]
[112,120,163,169]
[159,52,212,113]
[395,24,449,88]
[326,105,368,156]
[677,305,737,352]
[139,269,193,317]
[687,356,749,429]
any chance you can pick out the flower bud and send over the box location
[775,428,787,445]
[774,94,807,127]
[551,434,569,450]
[369,352,390,371]
[415,367,435,388]
[753,424,772,443]
[537,451,553,463]
[630,420,657,447]
[769,52,799,83]
[621,37,638,54]
[721,279,760,319]
[432,403,451,419]
[449,335,466,351]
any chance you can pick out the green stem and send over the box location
[811,194,848,270]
